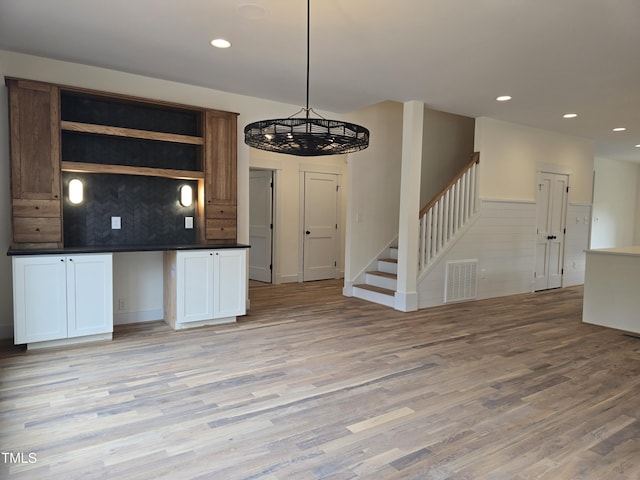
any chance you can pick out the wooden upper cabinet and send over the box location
[8,79,61,201]
[203,110,238,242]
[204,110,237,206]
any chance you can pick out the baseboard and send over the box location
[394,291,418,312]
[278,274,300,284]
[114,308,164,325]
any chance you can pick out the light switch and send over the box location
[111,216,121,229]
[185,216,194,229]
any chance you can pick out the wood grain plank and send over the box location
[1,281,639,479]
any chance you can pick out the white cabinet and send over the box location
[13,254,113,347]
[164,248,246,329]
[213,249,247,319]
[177,250,215,324]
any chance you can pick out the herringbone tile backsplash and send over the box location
[63,173,197,247]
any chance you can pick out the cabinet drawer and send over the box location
[13,217,62,243]
[206,219,237,239]
[13,199,61,218]
[206,204,237,219]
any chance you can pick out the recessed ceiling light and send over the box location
[496,95,512,102]
[563,113,577,119]
[211,38,231,49]
[613,127,626,132]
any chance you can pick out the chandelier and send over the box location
[243,0,370,157]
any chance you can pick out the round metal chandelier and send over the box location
[244,0,370,157]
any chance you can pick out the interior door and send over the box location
[534,172,568,291]
[303,172,338,281]
[249,169,273,283]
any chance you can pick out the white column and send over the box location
[395,101,423,312]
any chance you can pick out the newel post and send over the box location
[395,101,423,312]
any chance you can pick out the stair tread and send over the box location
[378,258,398,263]
[353,284,395,296]
[366,270,397,279]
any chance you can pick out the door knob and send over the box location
[547,235,557,240]
[305,230,311,235]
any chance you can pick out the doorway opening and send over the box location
[249,169,274,284]
[534,171,569,291]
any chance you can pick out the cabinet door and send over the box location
[176,250,214,324]
[13,256,67,344]
[213,249,246,318]
[66,254,113,338]
[204,110,237,206]
[8,79,61,201]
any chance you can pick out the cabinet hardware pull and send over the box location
[36,228,40,232]
[35,206,39,210]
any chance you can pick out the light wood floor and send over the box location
[2,281,640,479]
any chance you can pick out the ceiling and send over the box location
[1,0,640,162]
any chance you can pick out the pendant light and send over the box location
[244,0,369,157]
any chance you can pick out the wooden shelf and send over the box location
[61,121,204,145]
[61,161,204,180]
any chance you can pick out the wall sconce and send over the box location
[69,178,84,205]
[179,185,193,207]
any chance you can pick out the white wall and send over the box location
[418,117,595,308]
[421,108,475,207]
[475,117,594,204]
[249,150,347,283]
[591,157,639,249]
[0,50,352,336]
[342,101,404,288]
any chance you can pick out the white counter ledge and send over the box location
[584,245,640,256]
[582,246,640,334]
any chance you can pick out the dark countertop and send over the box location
[7,243,250,256]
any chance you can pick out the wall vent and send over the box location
[445,259,478,303]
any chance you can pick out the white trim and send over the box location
[114,308,164,325]
[480,197,536,205]
[279,274,301,284]
[537,163,573,175]
[569,202,592,207]
[394,291,418,312]
[299,162,344,174]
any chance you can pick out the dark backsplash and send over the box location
[63,173,197,247]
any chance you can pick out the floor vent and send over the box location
[445,259,478,303]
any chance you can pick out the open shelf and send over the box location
[61,161,205,181]
[61,121,204,145]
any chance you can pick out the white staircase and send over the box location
[350,153,480,310]
[352,246,398,307]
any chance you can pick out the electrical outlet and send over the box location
[185,216,194,229]
[111,216,121,229]
[117,298,126,311]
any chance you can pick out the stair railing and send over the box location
[418,152,480,274]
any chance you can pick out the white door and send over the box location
[177,250,214,324]
[249,169,273,283]
[303,172,338,281]
[213,249,247,318]
[67,254,113,338]
[12,255,67,344]
[534,172,569,291]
